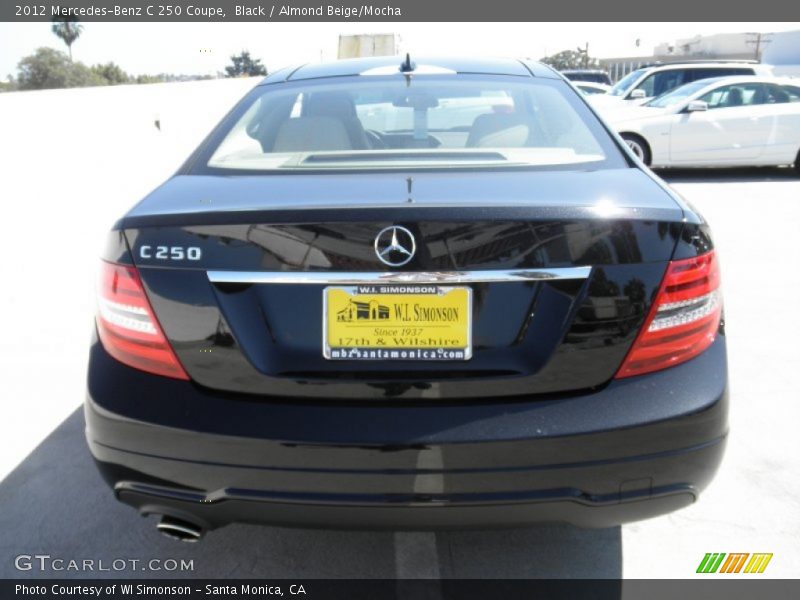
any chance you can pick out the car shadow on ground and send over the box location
[655,166,800,184]
[0,409,621,579]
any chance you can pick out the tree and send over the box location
[51,16,83,61]
[540,49,600,71]
[0,76,16,93]
[16,47,105,91]
[224,51,267,78]
[91,62,130,85]
[135,74,166,85]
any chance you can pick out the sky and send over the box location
[1,21,799,81]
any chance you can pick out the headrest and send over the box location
[727,87,744,106]
[272,117,352,152]
[467,113,534,148]
[304,92,358,119]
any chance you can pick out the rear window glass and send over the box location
[206,76,619,172]
[699,83,767,108]
[634,67,755,98]
[768,84,800,103]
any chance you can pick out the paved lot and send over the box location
[622,168,800,578]
[0,409,621,579]
[0,77,261,483]
[0,83,798,579]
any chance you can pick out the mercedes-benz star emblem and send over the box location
[374,226,416,267]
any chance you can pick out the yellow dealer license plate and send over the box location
[323,285,472,361]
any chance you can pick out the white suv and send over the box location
[591,61,773,108]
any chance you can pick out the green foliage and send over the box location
[134,74,167,85]
[14,49,133,91]
[16,48,106,90]
[224,51,267,78]
[12,45,213,92]
[91,62,130,85]
[133,73,214,84]
[540,49,600,70]
[51,17,83,59]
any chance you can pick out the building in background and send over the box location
[600,30,800,82]
[599,56,656,83]
[338,34,398,59]
[653,32,763,61]
[762,30,800,76]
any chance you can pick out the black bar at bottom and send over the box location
[2,579,799,600]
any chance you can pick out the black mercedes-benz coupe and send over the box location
[85,56,727,541]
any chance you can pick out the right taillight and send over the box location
[96,260,189,380]
[615,250,722,379]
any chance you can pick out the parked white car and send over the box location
[607,76,800,170]
[575,82,611,95]
[590,61,772,109]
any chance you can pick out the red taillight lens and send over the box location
[615,250,722,379]
[96,261,189,380]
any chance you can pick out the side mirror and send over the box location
[629,89,647,100]
[686,100,709,113]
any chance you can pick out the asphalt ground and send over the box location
[0,409,621,579]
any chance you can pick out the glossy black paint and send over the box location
[672,221,715,259]
[101,229,133,265]
[85,332,728,529]
[120,170,686,228]
[88,57,727,529]
[123,218,676,399]
[113,166,703,400]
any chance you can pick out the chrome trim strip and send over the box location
[207,267,592,285]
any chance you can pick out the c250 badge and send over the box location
[138,245,202,261]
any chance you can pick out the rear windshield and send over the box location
[205,76,620,172]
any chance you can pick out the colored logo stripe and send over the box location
[744,554,773,574]
[719,553,749,573]
[697,553,726,573]
[697,553,773,574]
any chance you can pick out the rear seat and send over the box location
[466,113,540,147]
[272,117,353,152]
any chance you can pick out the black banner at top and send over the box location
[3,0,800,22]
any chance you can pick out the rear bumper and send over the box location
[111,478,707,530]
[85,334,728,530]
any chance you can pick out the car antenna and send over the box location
[400,53,415,73]
[400,53,415,86]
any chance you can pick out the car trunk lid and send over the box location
[121,168,687,400]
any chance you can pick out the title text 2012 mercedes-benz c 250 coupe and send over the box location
[85,56,727,541]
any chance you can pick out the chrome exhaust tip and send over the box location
[156,516,204,542]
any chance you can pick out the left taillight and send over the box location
[96,260,189,380]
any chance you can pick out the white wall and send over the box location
[0,77,260,480]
